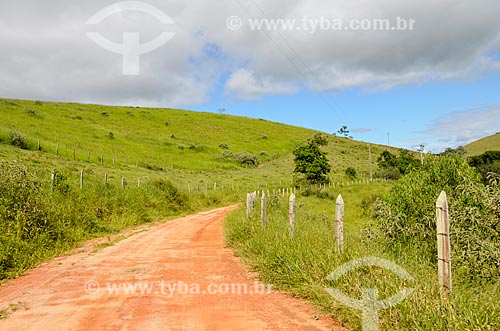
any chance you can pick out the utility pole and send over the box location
[368,143,373,182]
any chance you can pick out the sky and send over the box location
[1,0,499,152]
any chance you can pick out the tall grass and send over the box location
[0,160,235,280]
[224,182,499,330]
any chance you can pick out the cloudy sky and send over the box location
[1,0,499,152]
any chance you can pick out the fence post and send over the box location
[261,193,267,227]
[80,170,84,189]
[56,143,59,155]
[37,139,41,151]
[121,177,125,189]
[104,173,108,184]
[335,194,344,252]
[436,191,452,298]
[137,177,141,187]
[73,149,76,159]
[289,193,296,237]
[51,170,55,192]
[246,193,251,217]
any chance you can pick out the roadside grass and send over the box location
[0,159,237,281]
[224,182,500,330]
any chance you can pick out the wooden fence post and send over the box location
[335,194,344,252]
[121,177,125,189]
[56,143,59,155]
[289,193,296,237]
[104,173,108,184]
[37,139,40,151]
[246,193,251,217]
[436,191,452,298]
[51,170,55,192]
[261,193,267,227]
[80,170,84,189]
[137,177,141,187]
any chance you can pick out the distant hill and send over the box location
[464,133,500,155]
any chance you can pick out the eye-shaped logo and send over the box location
[325,257,414,331]
[85,1,175,75]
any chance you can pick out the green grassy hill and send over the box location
[464,132,500,155]
[0,98,400,191]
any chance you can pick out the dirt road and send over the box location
[0,205,344,330]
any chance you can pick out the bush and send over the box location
[7,132,29,150]
[345,167,356,178]
[374,167,401,180]
[219,143,229,149]
[373,155,500,280]
[234,152,258,167]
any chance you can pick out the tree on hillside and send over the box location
[337,126,350,138]
[441,146,466,156]
[376,149,421,179]
[293,134,331,184]
[468,150,500,184]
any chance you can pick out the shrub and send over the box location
[221,150,233,159]
[374,167,401,180]
[219,143,229,149]
[345,167,357,178]
[235,152,258,167]
[373,155,500,280]
[7,132,29,150]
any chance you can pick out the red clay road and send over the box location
[0,205,345,330]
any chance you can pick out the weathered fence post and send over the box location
[37,139,41,151]
[73,149,76,159]
[56,143,59,155]
[289,193,296,237]
[104,173,108,184]
[246,193,251,217]
[261,193,267,227]
[87,151,90,161]
[335,194,344,252]
[436,191,452,298]
[137,177,141,187]
[80,170,84,189]
[121,177,125,189]
[51,170,55,192]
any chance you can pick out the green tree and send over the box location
[293,134,331,184]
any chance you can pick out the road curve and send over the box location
[0,205,344,330]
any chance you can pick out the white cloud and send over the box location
[0,0,499,105]
[224,68,297,100]
[418,106,500,152]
